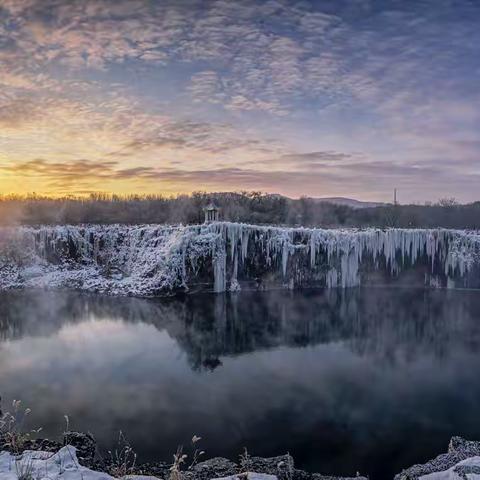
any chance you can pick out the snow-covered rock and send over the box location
[125,476,162,480]
[212,474,277,480]
[0,222,479,296]
[419,456,480,479]
[395,436,480,480]
[0,446,166,480]
[0,446,115,480]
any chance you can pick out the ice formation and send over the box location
[0,222,479,296]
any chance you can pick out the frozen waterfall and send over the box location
[0,222,479,296]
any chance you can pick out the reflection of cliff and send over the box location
[1,289,480,370]
[166,289,480,369]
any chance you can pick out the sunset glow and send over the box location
[1,0,479,201]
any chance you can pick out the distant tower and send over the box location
[204,203,220,223]
[394,188,398,206]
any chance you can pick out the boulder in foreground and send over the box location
[395,436,480,480]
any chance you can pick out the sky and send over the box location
[0,0,479,202]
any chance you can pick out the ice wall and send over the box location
[0,222,479,296]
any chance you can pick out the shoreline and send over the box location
[2,431,480,480]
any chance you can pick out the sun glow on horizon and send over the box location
[1,0,479,202]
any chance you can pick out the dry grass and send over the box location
[0,400,41,454]
[169,435,205,480]
[239,447,252,474]
[0,400,43,480]
[107,431,137,479]
[0,400,214,480]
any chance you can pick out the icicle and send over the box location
[310,233,316,268]
[326,268,338,288]
[241,229,249,262]
[282,238,289,277]
[213,242,227,293]
[230,245,240,292]
[1,222,479,296]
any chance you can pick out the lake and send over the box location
[1,287,480,479]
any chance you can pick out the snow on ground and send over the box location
[419,455,480,479]
[0,448,280,480]
[212,474,277,480]
[0,446,115,480]
[0,446,163,480]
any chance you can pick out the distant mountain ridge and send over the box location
[212,192,386,209]
[309,197,386,209]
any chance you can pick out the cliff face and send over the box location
[0,222,479,296]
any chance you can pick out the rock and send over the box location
[248,454,365,480]
[249,454,295,477]
[415,456,480,479]
[27,438,63,453]
[311,475,367,480]
[210,472,366,480]
[125,476,162,480]
[212,473,278,480]
[0,429,366,480]
[192,457,238,480]
[129,461,170,479]
[132,453,364,480]
[448,436,480,456]
[63,431,96,466]
[394,436,480,480]
[0,436,62,455]
[0,446,115,480]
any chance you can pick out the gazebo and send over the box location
[204,203,220,223]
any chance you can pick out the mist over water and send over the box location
[1,288,480,480]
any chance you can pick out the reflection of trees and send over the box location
[1,288,480,370]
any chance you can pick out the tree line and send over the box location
[0,192,479,229]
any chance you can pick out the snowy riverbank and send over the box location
[1,222,480,296]
[0,445,365,480]
[1,434,480,480]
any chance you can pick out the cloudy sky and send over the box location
[0,0,479,202]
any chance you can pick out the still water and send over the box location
[1,288,480,479]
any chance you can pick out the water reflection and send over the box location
[2,288,480,369]
[0,288,480,480]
